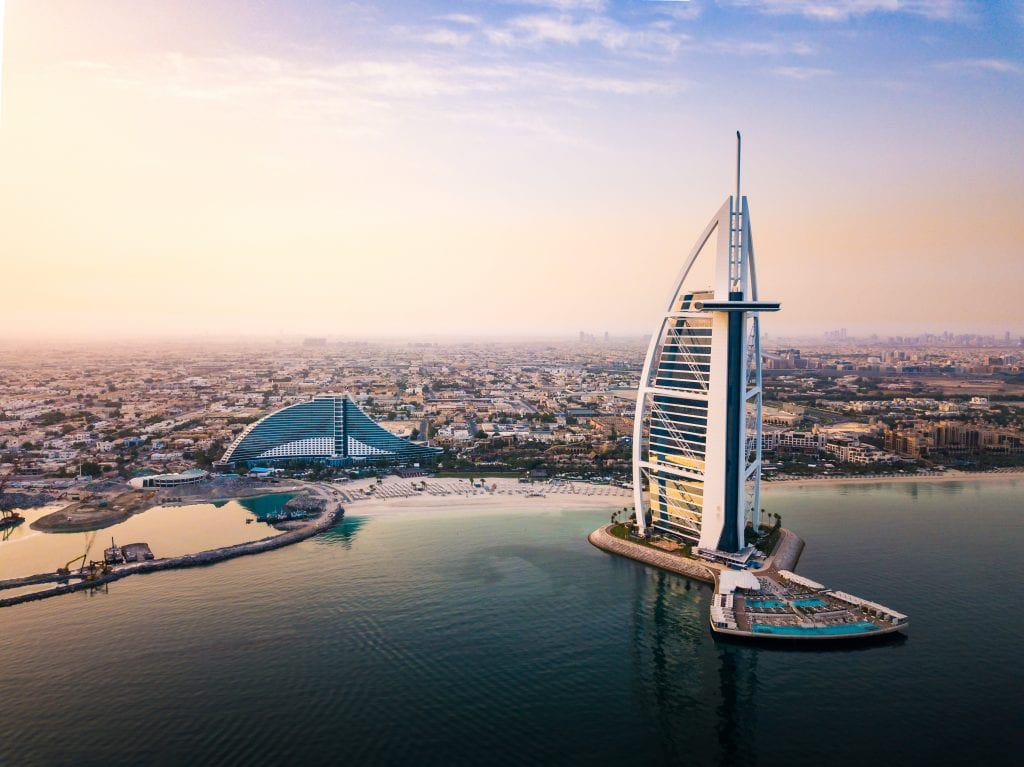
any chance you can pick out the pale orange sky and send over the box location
[1,0,1022,340]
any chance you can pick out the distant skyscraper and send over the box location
[632,134,779,554]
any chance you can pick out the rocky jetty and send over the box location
[588,526,716,584]
[1,492,54,511]
[284,494,327,513]
[0,501,344,609]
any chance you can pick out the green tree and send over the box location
[80,461,103,477]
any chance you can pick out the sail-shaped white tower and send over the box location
[632,134,779,554]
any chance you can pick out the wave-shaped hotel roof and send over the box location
[219,394,441,466]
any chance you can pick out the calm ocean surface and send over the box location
[1,479,1021,766]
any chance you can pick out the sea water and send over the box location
[0,479,1021,766]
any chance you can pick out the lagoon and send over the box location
[0,493,296,580]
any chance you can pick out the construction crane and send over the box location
[0,460,25,529]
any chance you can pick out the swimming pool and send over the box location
[792,598,828,608]
[745,599,787,609]
[751,621,879,636]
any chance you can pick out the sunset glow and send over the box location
[1,0,1021,339]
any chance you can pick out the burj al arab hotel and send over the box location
[632,134,779,556]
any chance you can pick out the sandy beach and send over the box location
[331,477,632,517]
[329,470,1023,518]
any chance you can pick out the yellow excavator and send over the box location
[57,530,110,580]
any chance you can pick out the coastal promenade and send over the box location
[0,497,344,609]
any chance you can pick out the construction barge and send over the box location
[589,525,908,643]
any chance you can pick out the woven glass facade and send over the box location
[221,395,440,465]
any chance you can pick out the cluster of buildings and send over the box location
[760,429,900,465]
[0,324,1021,491]
[840,396,992,415]
[884,422,1024,458]
[762,342,1023,376]
[0,339,645,485]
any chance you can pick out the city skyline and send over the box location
[1,0,1022,339]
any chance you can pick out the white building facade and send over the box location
[632,136,779,553]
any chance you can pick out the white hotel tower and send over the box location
[632,134,780,555]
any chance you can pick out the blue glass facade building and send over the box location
[219,395,440,466]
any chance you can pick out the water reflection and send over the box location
[2,519,25,542]
[803,478,1021,503]
[236,493,299,518]
[316,515,367,549]
[715,644,757,767]
[630,567,759,766]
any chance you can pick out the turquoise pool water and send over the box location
[792,598,828,608]
[752,621,879,636]
[746,599,786,609]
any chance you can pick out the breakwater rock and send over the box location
[587,525,805,584]
[285,494,327,513]
[587,526,716,584]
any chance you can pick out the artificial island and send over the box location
[589,135,909,641]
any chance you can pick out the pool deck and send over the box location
[588,525,908,642]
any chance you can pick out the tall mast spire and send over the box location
[632,133,778,553]
[735,130,741,212]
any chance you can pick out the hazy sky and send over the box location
[1,0,1021,340]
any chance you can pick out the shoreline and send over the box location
[15,469,1022,534]
[335,478,632,517]
[763,469,1024,489]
